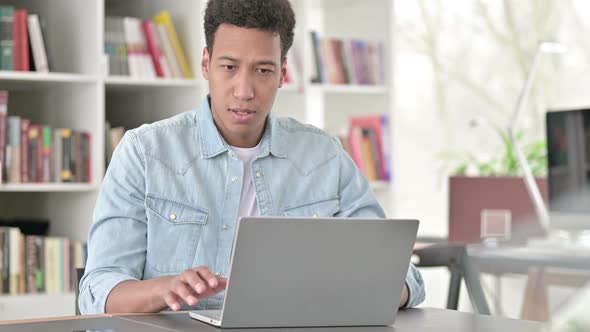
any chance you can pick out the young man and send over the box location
[79,0,425,314]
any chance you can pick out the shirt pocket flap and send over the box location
[146,195,208,225]
[282,197,340,217]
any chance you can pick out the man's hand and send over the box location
[158,267,228,311]
[106,266,227,313]
[399,283,409,308]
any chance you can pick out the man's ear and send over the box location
[202,47,210,80]
[279,57,288,88]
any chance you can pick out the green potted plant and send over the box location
[445,127,549,244]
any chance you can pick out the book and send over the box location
[123,17,155,79]
[142,20,166,78]
[8,227,20,294]
[20,118,29,183]
[27,14,49,73]
[28,124,41,183]
[59,128,72,182]
[0,90,7,183]
[0,229,5,293]
[13,9,29,71]
[0,6,14,70]
[156,23,181,78]
[153,10,193,78]
[309,31,326,83]
[347,126,365,175]
[349,115,390,181]
[41,125,51,183]
[7,116,21,183]
[360,130,377,181]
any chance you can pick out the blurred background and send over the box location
[0,0,589,329]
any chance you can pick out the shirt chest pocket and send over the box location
[282,196,341,217]
[145,195,208,273]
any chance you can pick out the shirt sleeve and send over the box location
[79,131,148,314]
[333,137,425,308]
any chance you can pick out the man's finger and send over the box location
[196,267,219,288]
[174,279,199,306]
[185,269,208,295]
[164,292,182,311]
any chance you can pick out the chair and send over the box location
[413,240,491,315]
[75,267,85,315]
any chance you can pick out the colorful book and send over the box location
[153,10,193,78]
[13,9,28,71]
[7,116,20,183]
[156,23,181,78]
[0,90,7,183]
[142,20,166,78]
[42,125,51,183]
[20,118,29,183]
[0,6,14,70]
[349,115,390,181]
[27,14,49,73]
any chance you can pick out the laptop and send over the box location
[189,216,419,328]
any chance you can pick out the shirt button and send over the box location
[231,176,238,182]
[170,213,177,220]
[313,214,318,218]
[228,151,234,158]
[223,224,230,230]
[255,171,262,178]
[216,272,222,277]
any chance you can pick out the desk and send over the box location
[468,245,590,321]
[0,308,544,332]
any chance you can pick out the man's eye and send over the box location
[257,68,273,74]
[223,65,236,71]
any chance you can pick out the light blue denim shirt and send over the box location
[79,97,425,314]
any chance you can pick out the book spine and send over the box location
[20,118,29,183]
[8,228,19,294]
[19,10,29,71]
[0,229,5,294]
[1,230,9,293]
[0,91,7,183]
[36,236,44,292]
[12,8,20,70]
[7,116,21,183]
[310,31,325,83]
[53,128,62,183]
[27,14,49,73]
[153,11,193,78]
[28,124,40,183]
[156,23,181,78]
[42,125,51,183]
[0,6,14,70]
[60,128,72,182]
[142,20,164,77]
[25,236,36,293]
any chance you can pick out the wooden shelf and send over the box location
[370,181,390,191]
[0,71,98,89]
[105,76,201,90]
[0,183,97,192]
[308,84,388,94]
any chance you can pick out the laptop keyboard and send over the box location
[198,310,222,320]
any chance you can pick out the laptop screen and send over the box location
[546,109,590,214]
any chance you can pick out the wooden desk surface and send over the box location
[0,308,544,332]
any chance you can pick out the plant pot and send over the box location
[448,176,548,244]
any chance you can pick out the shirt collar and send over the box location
[197,96,287,159]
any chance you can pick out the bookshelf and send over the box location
[273,0,394,212]
[0,0,394,320]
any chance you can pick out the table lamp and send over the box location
[507,41,566,231]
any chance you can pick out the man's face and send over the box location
[202,24,287,148]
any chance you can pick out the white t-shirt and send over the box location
[229,143,261,217]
